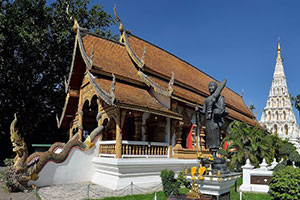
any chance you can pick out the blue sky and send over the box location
[92,0,300,123]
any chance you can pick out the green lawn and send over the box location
[87,178,272,200]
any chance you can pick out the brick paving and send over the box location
[0,167,162,200]
[38,182,162,200]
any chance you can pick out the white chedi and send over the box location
[260,42,300,152]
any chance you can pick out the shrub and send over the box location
[273,162,286,172]
[177,170,191,189]
[4,158,13,166]
[269,166,300,199]
[160,169,180,197]
[289,151,300,164]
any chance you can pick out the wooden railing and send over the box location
[99,140,168,158]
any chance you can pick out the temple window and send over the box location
[82,96,98,138]
[284,124,289,135]
[268,111,271,120]
[274,124,278,134]
[104,118,116,140]
[122,112,135,141]
[285,125,288,135]
[283,111,286,120]
[276,111,279,120]
[146,115,166,143]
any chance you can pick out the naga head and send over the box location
[10,113,24,153]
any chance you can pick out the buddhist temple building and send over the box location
[260,42,300,151]
[29,8,259,189]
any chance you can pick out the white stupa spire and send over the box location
[260,41,300,151]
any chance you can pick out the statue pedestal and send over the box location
[184,172,241,200]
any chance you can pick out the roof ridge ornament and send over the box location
[114,4,145,69]
[66,5,79,33]
[137,70,173,97]
[141,47,146,64]
[88,72,115,106]
[168,72,175,95]
[90,45,94,66]
[110,74,116,103]
[113,4,124,35]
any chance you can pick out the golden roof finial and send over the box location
[113,4,124,34]
[66,5,78,33]
[277,37,281,60]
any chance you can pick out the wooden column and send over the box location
[168,118,173,158]
[78,110,83,141]
[173,120,184,150]
[115,108,122,158]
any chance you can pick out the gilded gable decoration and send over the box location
[66,5,78,33]
[114,5,145,70]
[88,72,115,106]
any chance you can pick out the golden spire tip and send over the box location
[277,37,281,60]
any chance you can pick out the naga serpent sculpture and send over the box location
[7,112,107,192]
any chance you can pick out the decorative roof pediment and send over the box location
[58,5,259,129]
[88,72,115,106]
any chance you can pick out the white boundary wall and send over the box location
[239,159,277,193]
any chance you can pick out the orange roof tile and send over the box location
[79,32,258,126]
[127,34,254,118]
[94,78,181,119]
[82,34,140,82]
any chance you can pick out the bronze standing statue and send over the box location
[196,79,229,174]
[202,79,227,155]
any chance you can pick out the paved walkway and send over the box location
[0,167,162,200]
[0,181,162,200]
[38,182,162,200]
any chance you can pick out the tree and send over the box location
[0,0,116,163]
[292,94,300,120]
[220,120,281,171]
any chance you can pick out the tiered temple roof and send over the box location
[58,12,259,129]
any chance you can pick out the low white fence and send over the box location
[239,158,278,193]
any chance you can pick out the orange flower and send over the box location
[191,166,197,177]
[197,152,204,159]
[198,175,204,180]
[198,167,206,175]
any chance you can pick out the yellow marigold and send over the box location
[191,166,197,177]
[198,167,206,175]
[197,152,204,158]
[191,176,196,181]
[185,168,188,175]
[198,175,204,180]
[208,155,214,161]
